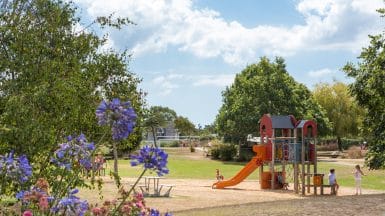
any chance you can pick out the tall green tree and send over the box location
[0,0,144,170]
[143,106,176,147]
[343,8,385,169]
[174,116,196,136]
[215,57,330,143]
[313,81,364,150]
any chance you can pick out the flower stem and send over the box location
[111,169,147,216]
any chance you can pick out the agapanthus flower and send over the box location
[16,187,53,211]
[51,134,94,171]
[51,188,88,216]
[150,209,160,216]
[0,151,32,183]
[130,146,169,176]
[96,98,137,140]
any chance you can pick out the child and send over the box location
[328,169,339,195]
[277,172,289,190]
[353,164,366,195]
[216,169,224,181]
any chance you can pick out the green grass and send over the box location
[105,148,385,191]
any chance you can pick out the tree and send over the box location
[343,9,385,169]
[0,0,144,171]
[312,81,364,150]
[174,116,196,136]
[143,106,176,147]
[215,57,331,143]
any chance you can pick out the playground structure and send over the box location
[213,114,320,195]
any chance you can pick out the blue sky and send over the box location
[74,0,384,126]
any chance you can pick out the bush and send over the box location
[237,147,254,162]
[210,141,237,161]
[160,141,179,147]
[346,146,366,159]
[210,148,220,160]
[341,138,362,150]
[219,144,237,161]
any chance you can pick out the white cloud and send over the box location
[74,0,384,65]
[308,68,335,78]
[151,74,182,96]
[193,74,235,87]
[149,73,234,95]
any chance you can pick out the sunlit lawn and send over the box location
[105,148,385,190]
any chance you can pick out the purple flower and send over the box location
[130,146,169,176]
[0,151,32,184]
[51,188,88,216]
[51,134,94,171]
[96,98,137,140]
[150,209,160,216]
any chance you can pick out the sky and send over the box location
[73,0,384,126]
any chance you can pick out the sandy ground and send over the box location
[82,177,385,215]
[81,149,384,215]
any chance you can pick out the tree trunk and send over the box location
[152,126,157,147]
[337,136,342,151]
[113,142,118,174]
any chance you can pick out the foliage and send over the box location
[312,81,364,150]
[237,148,254,162]
[143,106,177,147]
[210,142,237,161]
[174,116,196,136]
[0,97,171,215]
[342,9,385,169]
[215,57,331,144]
[0,0,144,166]
[159,141,180,148]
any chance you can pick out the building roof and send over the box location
[296,120,307,128]
[271,115,295,129]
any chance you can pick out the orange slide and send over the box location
[212,156,263,189]
[212,145,265,189]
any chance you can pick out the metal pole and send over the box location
[271,129,275,190]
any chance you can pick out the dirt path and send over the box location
[82,177,385,215]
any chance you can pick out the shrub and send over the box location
[219,144,237,161]
[237,147,254,162]
[160,141,179,147]
[346,146,366,159]
[210,148,220,160]
[209,140,237,161]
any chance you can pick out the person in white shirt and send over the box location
[353,164,366,195]
[328,168,339,195]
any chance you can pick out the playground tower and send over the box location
[259,114,317,195]
[213,114,318,196]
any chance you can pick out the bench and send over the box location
[317,151,341,158]
[159,184,175,197]
[130,184,149,195]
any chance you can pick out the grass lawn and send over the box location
[105,148,385,190]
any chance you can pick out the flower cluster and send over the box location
[51,134,95,170]
[0,151,32,184]
[130,146,169,176]
[91,192,171,216]
[17,178,52,213]
[96,98,137,140]
[51,189,88,216]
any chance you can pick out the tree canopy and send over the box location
[312,81,364,150]
[215,57,330,143]
[343,9,385,169]
[174,116,196,136]
[0,0,144,165]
